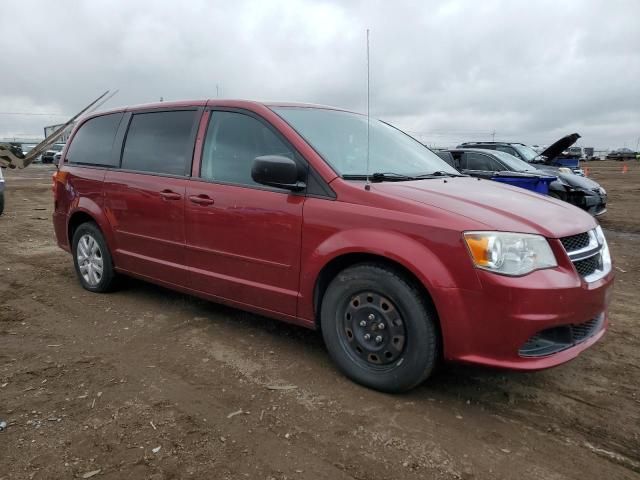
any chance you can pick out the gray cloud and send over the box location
[1,0,638,149]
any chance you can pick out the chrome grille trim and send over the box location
[560,229,609,283]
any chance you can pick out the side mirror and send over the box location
[251,155,305,191]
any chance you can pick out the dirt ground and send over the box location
[0,160,638,480]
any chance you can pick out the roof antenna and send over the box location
[365,28,371,191]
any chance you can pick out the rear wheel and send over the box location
[72,222,117,292]
[321,264,438,392]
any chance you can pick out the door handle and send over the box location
[189,194,214,206]
[160,190,182,200]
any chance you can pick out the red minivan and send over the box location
[52,100,614,392]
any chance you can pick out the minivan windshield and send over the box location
[272,107,458,177]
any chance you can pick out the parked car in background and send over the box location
[0,166,4,215]
[444,146,606,216]
[21,143,37,155]
[459,134,584,175]
[53,152,62,165]
[606,148,636,161]
[42,143,65,164]
[435,149,557,194]
[52,100,614,392]
[567,146,583,159]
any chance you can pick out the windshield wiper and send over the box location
[413,171,467,178]
[370,172,416,182]
[342,171,466,182]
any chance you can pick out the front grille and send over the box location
[519,314,604,357]
[571,317,601,342]
[574,255,601,277]
[559,230,607,281]
[560,232,590,252]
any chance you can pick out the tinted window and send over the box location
[121,110,196,176]
[201,111,294,186]
[462,152,503,171]
[66,113,123,167]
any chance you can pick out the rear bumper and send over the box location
[436,266,614,370]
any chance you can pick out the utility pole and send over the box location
[216,84,220,98]
[491,130,496,142]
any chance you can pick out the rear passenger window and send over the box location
[66,113,123,167]
[121,110,196,176]
[200,111,294,186]
[462,153,503,171]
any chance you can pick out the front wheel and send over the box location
[72,222,117,292]
[321,264,438,393]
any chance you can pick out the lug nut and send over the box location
[378,323,385,330]
[368,314,375,321]
[359,320,367,327]
[375,335,383,343]
[364,334,371,341]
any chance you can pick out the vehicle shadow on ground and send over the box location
[119,276,544,402]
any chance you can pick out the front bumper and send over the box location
[435,262,614,370]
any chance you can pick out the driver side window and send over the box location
[200,111,295,186]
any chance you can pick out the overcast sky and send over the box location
[1,0,638,149]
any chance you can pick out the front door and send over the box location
[104,109,199,286]
[185,110,305,316]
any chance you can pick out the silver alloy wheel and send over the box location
[76,233,104,287]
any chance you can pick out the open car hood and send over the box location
[540,133,581,161]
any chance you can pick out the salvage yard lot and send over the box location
[0,161,638,479]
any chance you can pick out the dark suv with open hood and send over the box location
[458,137,607,216]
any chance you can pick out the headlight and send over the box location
[558,167,573,174]
[595,225,612,272]
[464,231,557,276]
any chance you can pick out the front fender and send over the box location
[298,228,461,323]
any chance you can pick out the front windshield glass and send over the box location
[491,150,537,172]
[513,144,541,162]
[271,107,458,177]
[52,144,64,151]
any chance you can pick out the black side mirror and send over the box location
[251,155,305,191]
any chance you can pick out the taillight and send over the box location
[52,170,68,195]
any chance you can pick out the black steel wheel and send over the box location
[340,292,406,367]
[321,263,438,392]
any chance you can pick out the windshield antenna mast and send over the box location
[365,28,371,191]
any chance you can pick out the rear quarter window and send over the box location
[66,113,124,167]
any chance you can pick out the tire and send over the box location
[0,193,4,216]
[71,222,117,293]
[320,263,438,393]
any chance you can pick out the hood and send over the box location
[375,177,596,238]
[535,165,602,190]
[540,133,581,161]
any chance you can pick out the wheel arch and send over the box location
[67,203,115,253]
